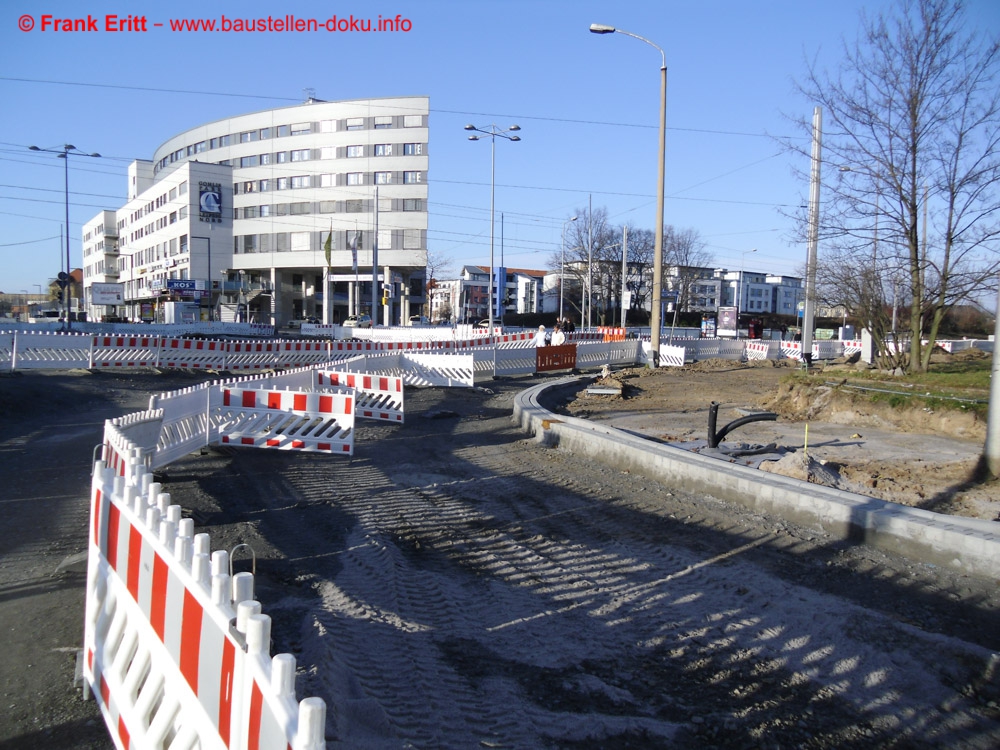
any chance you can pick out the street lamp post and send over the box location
[591,23,666,367]
[29,144,101,329]
[560,216,578,322]
[465,123,521,335]
[736,248,757,339]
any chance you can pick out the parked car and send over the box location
[287,317,319,329]
[475,319,492,328]
[343,314,373,328]
[408,315,429,326]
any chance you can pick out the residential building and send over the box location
[431,265,545,323]
[83,96,430,325]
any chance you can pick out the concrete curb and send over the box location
[512,376,1000,580]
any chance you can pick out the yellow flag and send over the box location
[324,225,333,268]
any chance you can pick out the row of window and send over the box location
[235,198,424,219]
[235,228,424,254]
[235,142,424,168]
[155,114,425,173]
[234,171,425,194]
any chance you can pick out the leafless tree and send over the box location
[787,0,1000,372]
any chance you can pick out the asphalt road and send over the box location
[1,370,998,749]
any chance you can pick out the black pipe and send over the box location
[708,403,778,448]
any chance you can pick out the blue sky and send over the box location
[2,0,999,294]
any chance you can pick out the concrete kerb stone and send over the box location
[512,376,1000,580]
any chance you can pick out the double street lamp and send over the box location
[465,123,521,333]
[29,144,101,328]
[590,23,667,367]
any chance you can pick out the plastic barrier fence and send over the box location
[536,343,578,373]
[210,386,356,455]
[91,336,162,368]
[314,370,405,422]
[86,460,325,750]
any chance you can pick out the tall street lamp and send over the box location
[591,23,666,367]
[560,216,578,321]
[465,123,521,334]
[29,144,101,328]
[736,248,757,339]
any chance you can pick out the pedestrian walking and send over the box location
[534,324,547,347]
[551,325,565,346]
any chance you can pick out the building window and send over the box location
[259,179,270,192]
[290,122,311,135]
[403,115,422,127]
[375,171,392,185]
[220,135,231,146]
[169,187,177,200]
[277,177,289,190]
[345,117,364,131]
[169,211,177,224]
[289,202,310,215]
[318,200,336,213]
[240,155,258,168]
[346,145,365,158]
[244,206,258,219]
[320,174,335,188]
[243,181,256,193]
[320,146,336,159]
[346,172,363,186]
[374,116,393,129]
[345,230,364,249]
[378,197,392,212]
[290,175,310,189]
[402,198,423,211]
[291,231,310,251]
[240,131,257,143]
[178,181,188,195]
[403,171,422,184]
[259,127,271,140]
[276,125,290,137]
[403,229,421,249]
[275,151,288,163]
[179,206,188,219]
[403,142,423,156]
[275,233,289,251]
[291,148,311,162]
[194,141,206,153]
[378,228,391,249]
[260,153,272,165]
[374,143,393,157]
[346,200,364,213]
[319,120,336,133]
[260,205,271,217]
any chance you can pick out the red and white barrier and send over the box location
[159,337,228,370]
[85,455,326,750]
[211,386,356,454]
[314,370,405,422]
[90,336,161,368]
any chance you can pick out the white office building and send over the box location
[84,96,430,325]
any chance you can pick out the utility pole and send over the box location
[984,270,1000,478]
[801,106,823,369]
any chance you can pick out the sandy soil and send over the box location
[555,358,999,522]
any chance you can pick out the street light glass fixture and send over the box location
[464,123,522,337]
[590,23,667,367]
[29,143,101,328]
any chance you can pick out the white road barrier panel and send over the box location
[90,336,162,368]
[85,449,326,750]
[210,386,356,455]
[314,370,405,422]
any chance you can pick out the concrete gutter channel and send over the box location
[512,376,1000,580]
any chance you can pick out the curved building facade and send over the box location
[84,96,429,325]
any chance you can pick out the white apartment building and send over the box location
[431,266,545,324]
[84,96,429,325]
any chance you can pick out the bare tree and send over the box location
[788,0,1000,372]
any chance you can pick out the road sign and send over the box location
[167,280,198,291]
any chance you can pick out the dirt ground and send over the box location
[555,356,999,522]
[2,368,998,749]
